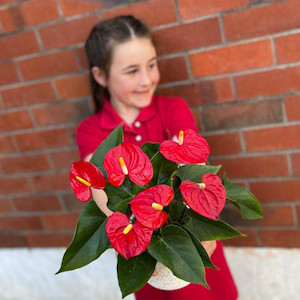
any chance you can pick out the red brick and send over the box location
[0,0,18,5]
[15,128,71,151]
[204,132,241,156]
[0,31,39,60]
[158,56,188,84]
[0,135,16,154]
[223,0,300,41]
[190,40,273,77]
[153,18,222,55]
[222,229,258,247]
[1,154,50,174]
[0,197,13,213]
[0,110,33,132]
[49,149,80,169]
[60,0,109,17]
[0,0,59,32]
[31,172,70,192]
[0,234,27,247]
[0,63,19,86]
[291,153,300,176]
[39,15,99,50]
[245,125,300,152]
[62,193,85,211]
[42,213,79,230]
[18,50,79,81]
[55,74,91,99]
[211,154,289,179]
[0,177,32,194]
[235,66,300,100]
[158,77,233,107]
[102,0,177,28]
[1,82,56,108]
[178,0,249,20]
[259,205,294,226]
[285,95,300,121]
[191,109,202,132]
[76,47,89,69]
[0,216,42,231]
[260,229,300,247]
[13,194,61,212]
[32,101,90,127]
[26,233,73,247]
[250,179,300,203]
[202,98,283,130]
[275,32,300,64]
[297,205,300,225]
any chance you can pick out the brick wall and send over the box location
[0,0,299,248]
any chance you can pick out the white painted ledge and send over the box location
[0,247,299,300]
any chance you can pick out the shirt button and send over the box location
[134,121,141,128]
[135,135,142,142]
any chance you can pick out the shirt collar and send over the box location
[100,96,157,130]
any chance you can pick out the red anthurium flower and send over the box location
[129,185,174,230]
[106,212,153,260]
[179,174,226,220]
[103,142,153,187]
[159,129,210,164]
[70,161,106,202]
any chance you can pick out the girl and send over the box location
[77,15,238,300]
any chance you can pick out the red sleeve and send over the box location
[162,96,197,137]
[76,115,104,161]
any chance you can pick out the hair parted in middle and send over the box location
[85,15,155,113]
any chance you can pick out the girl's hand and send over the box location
[201,240,217,258]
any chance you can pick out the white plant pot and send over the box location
[147,262,190,290]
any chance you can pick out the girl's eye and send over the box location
[148,63,156,69]
[127,69,138,74]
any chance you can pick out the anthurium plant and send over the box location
[57,126,262,297]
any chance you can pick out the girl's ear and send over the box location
[91,66,107,87]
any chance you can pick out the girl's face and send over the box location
[104,38,160,113]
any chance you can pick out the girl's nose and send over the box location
[139,70,151,86]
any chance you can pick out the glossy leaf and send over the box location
[180,174,226,220]
[141,142,160,160]
[183,210,244,241]
[179,225,217,269]
[56,200,110,273]
[159,129,210,164]
[117,251,156,298]
[103,142,153,187]
[176,164,220,183]
[147,224,208,287]
[106,212,153,260]
[151,151,178,186]
[90,125,123,174]
[70,161,106,202]
[105,177,135,213]
[223,174,262,220]
[129,185,174,229]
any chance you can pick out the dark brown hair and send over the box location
[85,15,154,113]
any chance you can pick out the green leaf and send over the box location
[105,177,135,213]
[117,252,156,298]
[183,210,244,241]
[141,142,160,160]
[56,201,110,273]
[176,164,221,182]
[147,224,208,287]
[223,174,262,220]
[179,225,217,269]
[151,151,178,186]
[89,125,123,174]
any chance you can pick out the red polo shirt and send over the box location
[76,95,197,160]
